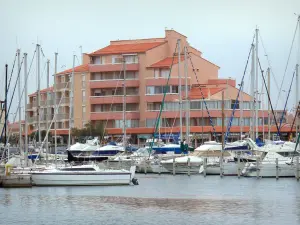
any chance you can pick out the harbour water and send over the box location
[1,175,300,225]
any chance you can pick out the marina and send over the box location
[1,175,300,225]
[1,1,300,224]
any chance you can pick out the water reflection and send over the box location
[1,177,300,225]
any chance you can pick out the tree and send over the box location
[71,121,106,140]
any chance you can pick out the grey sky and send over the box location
[1,0,300,121]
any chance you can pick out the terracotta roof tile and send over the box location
[90,42,166,55]
[189,87,225,100]
[57,64,89,75]
[148,56,184,68]
[29,87,54,97]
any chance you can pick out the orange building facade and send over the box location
[25,30,293,145]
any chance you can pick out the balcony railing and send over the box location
[55,82,70,90]
[56,98,70,104]
[56,113,69,120]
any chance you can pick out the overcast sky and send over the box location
[1,0,300,121]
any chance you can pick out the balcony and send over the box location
[26,103,34,111]
[90,79,139,89]
[55,113,69,121]
[90,111,140,120]
[145,77,191,86]
[90,95,139,104]
[56,98,70,105]
[28,116,37,124]
[89,63,139,73]
[55,82,70,90]
[40,100,54,107]
[145,94,179,102]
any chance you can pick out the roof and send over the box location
[57,64,89,75]
[90,42,166,55]
[189,87,225,99]
[8,120,25,129]
[29,87,54,97]
[148,56,184,68]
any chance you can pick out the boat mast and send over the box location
[122,56,127,150]
[240,81,244,140]
[296,64,299,136]
[37,44,41,146]
[250,44,255,139]
[184,45,190,146]
[267,67,271,140]
[46,59,50,166]
[255,28,259,139]
[178,39,183,145]
[4,64,8,149]
[17,49,22,154]
[24,53,28,167]
[296,15,300,136]
[54,52,58,166]
[68,55,75,150]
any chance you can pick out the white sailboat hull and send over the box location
[242,163,295,177]
[200,162,245,176]
[31,172,132,186]
[161,162,202,174]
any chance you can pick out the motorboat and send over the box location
[31,164,137,186]
[242,142,299,177]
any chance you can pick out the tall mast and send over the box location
[4,64,8,146]
[250,44,255,139]
[37,44,41,145]
[297,15,300,136]
[17,49,22,153]
[267,68,271,139]
[178,39,183,144]
[261,80,265,141]
[24,53,28,167]
[255,28,259,139]
[68,55,75,149]
[184,45,190,145]
[46,59,50,166]
[240,81,244,140]
[122,56,127,149]
[54,52,58,166]
[296,64,299,136]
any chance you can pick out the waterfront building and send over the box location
[23,29,294,146]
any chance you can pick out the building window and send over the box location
[114,120,139,128]
[112,55,124,64]
[82,90,86,101]
[93,56,104,64]
[160,69,169,78]
[154,69,159,78]
[146,119,156,128]
[82,74,86,88]
[146,85,179,95]
[124,55,138,64]
[146,86,155,95]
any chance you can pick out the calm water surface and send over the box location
[1,175,300,225]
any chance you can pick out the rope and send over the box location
[278,69,296,136]
[257,57,281,138]
[225,42,253,143]
[258,31,280,93]
[99,67,123,143]
[0,52,18,128]
[149,42,178,156]
[0,56,24,141]
[275,19,299,110]
[187,51,217,140]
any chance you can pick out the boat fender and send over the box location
[132,178,139,185]
[5,164,13,176]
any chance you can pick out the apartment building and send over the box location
[24,29,292,144]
